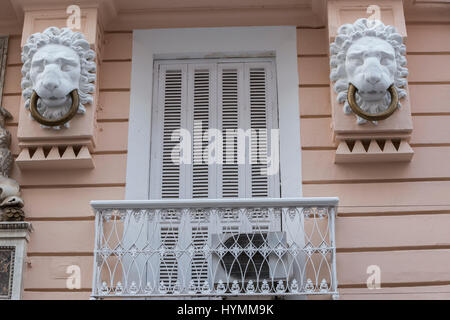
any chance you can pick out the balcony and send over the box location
[90,197,339,299]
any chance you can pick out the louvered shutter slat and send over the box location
[191,68,213,199]
[160,67,186,199]
[219,67,242,198]
[248,66,270,198]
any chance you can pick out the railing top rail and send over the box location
[90,197,339,210]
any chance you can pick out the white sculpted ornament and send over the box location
[329,19,408,125]
[0,106,24,221]
[21,27,96,129]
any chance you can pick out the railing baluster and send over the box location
[329,206,339,300]
[90,198,338,299]
[90,209,102,299]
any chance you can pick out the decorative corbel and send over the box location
[15,6,105,170]
[327,1,414,163]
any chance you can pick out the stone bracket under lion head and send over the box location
[329,18,408,125]
[21,27,96,130]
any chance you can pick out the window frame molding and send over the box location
[126,26,302,199]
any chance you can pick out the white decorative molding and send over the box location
[0,222,32,300]
[16,145,94,170]
[0,107,24,222]
[329,18,408,125]
[127,27,302,199]
[0,36,24,222]
[21,27,96,129]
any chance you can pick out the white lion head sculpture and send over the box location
[21,27,96,129]
[330,18,408,125]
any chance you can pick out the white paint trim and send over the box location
[0,223,32,300]
[126,26,302,199]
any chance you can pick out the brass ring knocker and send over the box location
[347,83,399,121]
[30,89,79,127]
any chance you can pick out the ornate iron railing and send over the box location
[90,198,339,299]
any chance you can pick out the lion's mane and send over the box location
[21,27,96,128]
[329,18,408,120]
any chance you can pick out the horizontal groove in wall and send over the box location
[7,63,22,67]
[102,58,132,63]
[97,119,129,123]
[92,151,127,155]
[410,143,450,148]
[337,245,450,253]
[105,30,133,34]
[300,115,331,119]
[341,290,450,296]
[115,4,316,13]
[299,84,330,88]
[3,92,21,96]
[303,145,450,150]
[409,81,450,85]
[21,183,126,189]
[407,52,450,55]
[338,209,450,217]
[297,83,450,89]
[302,147,336,151]
[411,112,450,116]
[27,252,93,257]
[297,52,450,57]
[301,113,450,118]
[339,203,450,208]
[297,54,328,58]
[296,26,326,29]
[99,88,130,92]
[24,288,92,292]
[405,21,450,26]
[25,216,95,222]
[339,281,450,289]
[303,177,450,185]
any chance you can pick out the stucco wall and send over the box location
[1,16,450,299]
[1,31,132,299]
[298,24,450,299]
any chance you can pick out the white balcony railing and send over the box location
[90,197,339,299]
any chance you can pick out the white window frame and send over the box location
[126,26,302,200]
[150,58,280,200]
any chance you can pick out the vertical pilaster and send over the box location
[16,4,106,169]
[326,0,414,163]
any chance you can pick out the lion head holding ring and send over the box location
[330,18,408,125]
[21,27,96,129]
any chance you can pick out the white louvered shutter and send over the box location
[187,64,217,199]
[150,59,280,291]
[185,64,217,288]
[151,60,279,200]
[248,63,271,198]
[150,64,187,288]
[150,64,188,200]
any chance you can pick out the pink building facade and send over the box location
[0,0,449,300]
